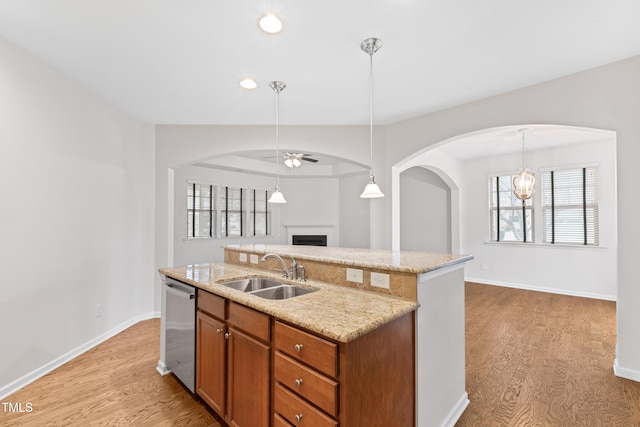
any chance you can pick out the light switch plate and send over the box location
[371,272,390,289]
[346,268,363,283]
[239,253,247,262]
[250,254,259,264]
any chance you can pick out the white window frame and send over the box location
[540,164,599,246]
[187,181,216,239]
[187,181,272,240]
[488,173,534,243]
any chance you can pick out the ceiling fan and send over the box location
[283,152,318,169]
[264,152,318,170]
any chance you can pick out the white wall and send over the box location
[338,173,371,248]
[384,55,640,381]
[173,165,341,265]
[0,37,155,395]
[400,167,451,253]
[461,138,617,300]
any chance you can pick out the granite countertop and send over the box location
[224,244,473,274]
[159,263,418,343]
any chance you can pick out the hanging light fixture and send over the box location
[284,153,303,170]
[360,37,384,198]
[513,128,535,200]
[268,81,287,204]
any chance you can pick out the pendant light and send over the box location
[513,128,535,200]
[268,81,287,204]
[360,37,384,198]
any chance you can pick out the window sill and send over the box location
[484,241,605,250]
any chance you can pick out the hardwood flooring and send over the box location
[1,319,224,427]
[457,282,640,427]
[2,283,639,426]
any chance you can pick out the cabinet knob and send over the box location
[294,378,303,387]
[294,343,304,353]
[216,328,223,334]
[295,413,304,423]
[224,332,231,339]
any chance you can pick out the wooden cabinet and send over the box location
[196,290,271,427]
[226,302,271,427]
[196,288,415,427]
[196,309,226,415]
[274,313,416,427]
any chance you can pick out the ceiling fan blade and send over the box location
[301,157,318,163]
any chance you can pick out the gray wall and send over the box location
[400,167,451,253]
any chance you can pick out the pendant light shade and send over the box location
[268,81,287,204]
[360,37,384,199]
[513,129,535,201]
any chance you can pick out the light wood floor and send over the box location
[457,282,640,427]
[2,283,640,426]
[2,320,224,427]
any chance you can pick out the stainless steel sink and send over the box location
[249,285,316,300]
[220,278,283,292]
[220,278,316,300]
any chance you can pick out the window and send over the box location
[541,166,599,245]
[489,174,534,243]
[221,186,244,237]
[187,182,272,239]
[248,189,270,236]
[187,183,215,238]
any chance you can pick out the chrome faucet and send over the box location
[261,253,297,280]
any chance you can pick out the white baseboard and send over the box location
[439,392,470,427]
[156,360,171,376]
[0,312,158,401]
[465,277,616,302]
[614,358,640,382]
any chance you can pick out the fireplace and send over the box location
[292,235,327,246]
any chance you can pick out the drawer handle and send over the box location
[295,413,304,423]
[294,378,303,387]
[294,344,304,353]
[216,328,223,334]
[224,332,232,340]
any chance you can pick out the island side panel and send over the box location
[339,311,416,427]
[416,265,468,427]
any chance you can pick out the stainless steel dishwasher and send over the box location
[165,277,196,393]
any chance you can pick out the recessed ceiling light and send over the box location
[240,78,257,89]
[259,14,283,34]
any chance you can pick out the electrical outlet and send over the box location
[239,253,247,262]
[480,263,487,271]
[371,272,390,289]
[346,268,363,283]
[96,304,103,318]
[250,254,259,264]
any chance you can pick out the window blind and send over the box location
[221,186,244,237]
[489,174,534,243]
[248,189,271,236]
[187,183,215,238]
[541,166,599,245]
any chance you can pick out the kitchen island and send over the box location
[159,245,472,427]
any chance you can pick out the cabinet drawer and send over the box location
[274,383,338,427]
[198,290,225,319]
[274,413,294,427]
[228,301,270,342]
[275,352,338,417]
[275,321,337,378]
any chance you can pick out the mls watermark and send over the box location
[2,402,33,413]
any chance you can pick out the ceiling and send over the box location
[1,1,640,127]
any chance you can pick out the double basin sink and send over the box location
[221,277,316,300]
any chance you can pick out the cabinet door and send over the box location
[196,311,226,418]
[226,327,270,427]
